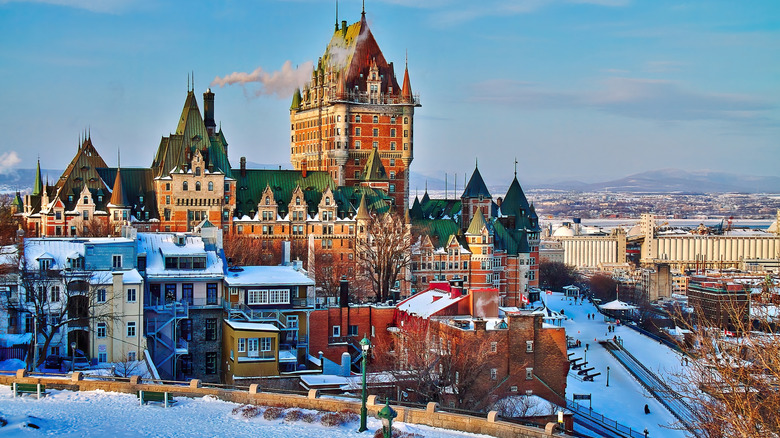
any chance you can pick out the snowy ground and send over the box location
[0,385,493,438]
[543,292,688,438]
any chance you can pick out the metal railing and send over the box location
[566,400,646,438]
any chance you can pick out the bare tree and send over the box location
[311,248,355,299]
[223,235,283,266]
[667,297,780,437]
[3,251,117,370]
[355,212,412,302]
[113,348,145,377]
[381,317,506,411]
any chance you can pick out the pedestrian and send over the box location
[644,404,650,415]
[644,428,649,437]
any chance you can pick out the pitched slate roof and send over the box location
[412,219,459,248]
[501,176,531,217]
[361,147,388,181]
[96,167,159,220]
[52,137,110,211]
[152,91,231,178]
[466,208,489,235]
[462,166,491,199]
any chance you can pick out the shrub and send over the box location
[231,405,261,419]
[284,410,304,422]
[263,407,285,420]
[320,411,358,427]
[301,412,318,423]
[373,428,422,438]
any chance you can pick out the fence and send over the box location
[566,400,646,438]
[0,346,26,362]
[0,370,570,438]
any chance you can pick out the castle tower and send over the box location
[460,164,492,231]
[290,8,420,214]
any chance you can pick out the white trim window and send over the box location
[96,322,107,338]
[260,337,272,352]
[126,288,137,303]
[247,338,259,357]
[126,321,136,337]
[286,315,298,329]
[247,289,290,305]
[238,338,246,353]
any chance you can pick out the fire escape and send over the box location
[145,300,189,380]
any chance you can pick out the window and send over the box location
[372,115,378,123]
[205,319,217,341]
[97,322,107,338]
[355,115,361,122]
[390,142,396,151]
[166,183,171,191]
[207,283,218,305]
[404,129,408,138]
[50,286,60,302]
[55,211,61,220]
[97,289,106,303]
[195,181,201,191]
[247,338,259,356]
[208,181,213,191]
[126,288,137,303]
[127,321,136,337]
[332,326,341,337]
[247,289,289,305]
[389,184,395,193]
[348,325,358,336]
[491,368,497,380]
[286,315,298,329]
[183,181,188,191]
[526,367,533,380]
[238,338,246,353]
[355,127,361,136]
[205,352,217,374]
[390,158,395,166]
[128,351,136,362]
[526,341,534,352]
[404,117,408,124]
[389,171,395,180]
[98,352,107,363]
[373,128,378,137]
[260,337,272,352]
[390,128,396,137]
[112,255,122,269]
[490,342,497,353]
[182,284,193,305]
[511,386,518,392]
[83,210,89,220]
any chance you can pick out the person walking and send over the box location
[644,404,650,415]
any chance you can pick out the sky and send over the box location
[0,0,778,186]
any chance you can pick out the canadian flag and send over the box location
[725,330,735,337]
[521,294,530,304]
[546,290,553,295]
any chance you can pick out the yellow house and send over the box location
[222,320,280,384]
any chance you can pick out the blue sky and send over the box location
[0,0,777,186]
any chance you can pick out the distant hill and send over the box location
[533,169,780,193]
[0,169,62,194]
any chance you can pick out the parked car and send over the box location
[44,355,63,369]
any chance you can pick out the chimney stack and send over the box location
[301,159,308,178]
[339,276,349,307]
[203,88,216,136]
[240,157,246,177]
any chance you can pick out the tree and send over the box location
[223,235,285,266]
[355,212,412,302]
[588,274,618,302]
[667,297,780,437]
[0,194,20,245]
[311,248,356,300]
[380,317,506,411]
[538,260,578,291]
[69,216,113,237]
[2,249,117,370]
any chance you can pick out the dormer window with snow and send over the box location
[83,196,88,204]
[39,259,52,270]
[68,195,74,203]
[97,195,103,203]
[265,197,270,206]
[296,197,301,205]
[139,195,144,203]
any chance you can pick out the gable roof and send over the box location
[466,208,489,235]
[361,147,388,181]
[52,137,110,211]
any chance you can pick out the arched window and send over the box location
[195,167,201,176]
[325,197,331,206]
[208,182,213,191]
[404,117,408,124]
[265,197,270,205]
[83,196,88,204]
[183,181,188,191]
[296,197,301,205]
[373,115,378,123]
[195,182,201,191]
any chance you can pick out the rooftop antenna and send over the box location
[192,70,194,91]
[187,73,190,92]
[514,157,518,178]
[117,149,121,168]
[335,0,338,30]
[445,173,448,200]
[455,173,457,198]
[362,0,365,17]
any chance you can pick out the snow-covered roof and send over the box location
[599,299,638,311]
[224,320,279,332]
[224,266,314,287]
[23,237,132,269]
[136,233,223,279]
[397,288,465,318]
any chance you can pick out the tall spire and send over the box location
[362,0,365,18]
[335,0,339,31]
[32,157,43,197]
[514,157,518,177]
[401,54,413,102]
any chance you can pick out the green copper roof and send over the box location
[409,197,423,220]
[462,166,491,199]
[96,167,159,219]
[412,219,459,248]
[493,219,529,255]
[501,176,530,217]
[361,147,388,181]
[12,191,23,209]
[466,208,488,235]
[32,159,43,197]
[290,88,302,110]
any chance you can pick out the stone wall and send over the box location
[1,371,569,438]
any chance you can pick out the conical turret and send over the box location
[109,167,129,208]
[32,159,43,197]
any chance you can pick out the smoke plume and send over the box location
[0,151,21,175]
[211,60,314,99]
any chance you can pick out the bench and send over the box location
[138,390,176,407]
[583,373,601,382]
[12,383,47,399]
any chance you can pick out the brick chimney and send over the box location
[301,159,308,178]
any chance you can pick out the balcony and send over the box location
[240,350,275,361]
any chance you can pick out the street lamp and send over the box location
[377,399,397,438]
[358,336,371,432]
[606,366,610,387]
[70,341,77,372]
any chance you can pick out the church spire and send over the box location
[32,157,43,197]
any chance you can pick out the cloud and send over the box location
[469,77,775,123]
[211,60,315,100]
[0,0,138,14]
[0,151,22,175]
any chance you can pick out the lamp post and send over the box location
[358,336,371,432]
[70,341,77,372]
[377,399,397,438]
[606,366,610,387]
